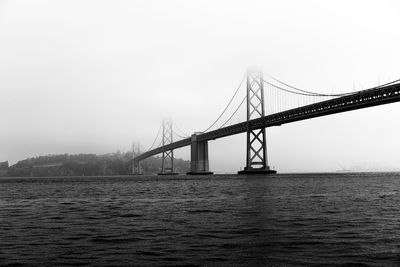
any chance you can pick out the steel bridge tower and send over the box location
[158,119,178,175]
[131,142,143,175]
[238,71,276,174]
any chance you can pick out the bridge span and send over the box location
[134,72,400,175]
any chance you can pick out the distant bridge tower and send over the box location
[158,119,178,175]
[238,70,276,174]
[131,142,142,175]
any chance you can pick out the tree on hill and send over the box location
[6,152,189,177]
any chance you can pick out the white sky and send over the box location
[1,0,400,173]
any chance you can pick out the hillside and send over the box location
[4,152,190,177]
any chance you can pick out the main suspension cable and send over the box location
[264,73,352,97]
[265,75,400,97]
[366,78,400,90]
[219,95,247,129]
[147,124,162,151]
[157,139,163,148]
[262,78,333,96]
[203,74,245,132]
[172,129,187,140]
[173,122,189,138]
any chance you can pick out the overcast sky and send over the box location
[1,0,400,173]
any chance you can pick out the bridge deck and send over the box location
[135,82,400,162]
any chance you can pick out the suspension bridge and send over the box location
[132,70,400,175]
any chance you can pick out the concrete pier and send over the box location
[187,134,213,175]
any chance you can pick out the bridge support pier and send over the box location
[238,70,276,175]
[187,134,213,175]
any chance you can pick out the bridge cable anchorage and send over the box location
[263,73,353,97]
[203,74,246,132]
[146,123,162,151]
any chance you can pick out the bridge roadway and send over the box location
[135,81,400,162]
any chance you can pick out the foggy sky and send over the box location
[1,0,400,173]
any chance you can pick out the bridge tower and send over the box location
[238,71,276,174]
[131,142,143,175]
[158,119,178,175]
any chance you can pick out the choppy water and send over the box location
[1,173,400,266]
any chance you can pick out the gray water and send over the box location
[1,173,400,266]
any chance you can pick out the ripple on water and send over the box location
[1,173,400,266]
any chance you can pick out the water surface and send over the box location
[1,173,400,266]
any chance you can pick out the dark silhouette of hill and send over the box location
[4,152,189,177]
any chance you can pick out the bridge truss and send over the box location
[134,72,400,174]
